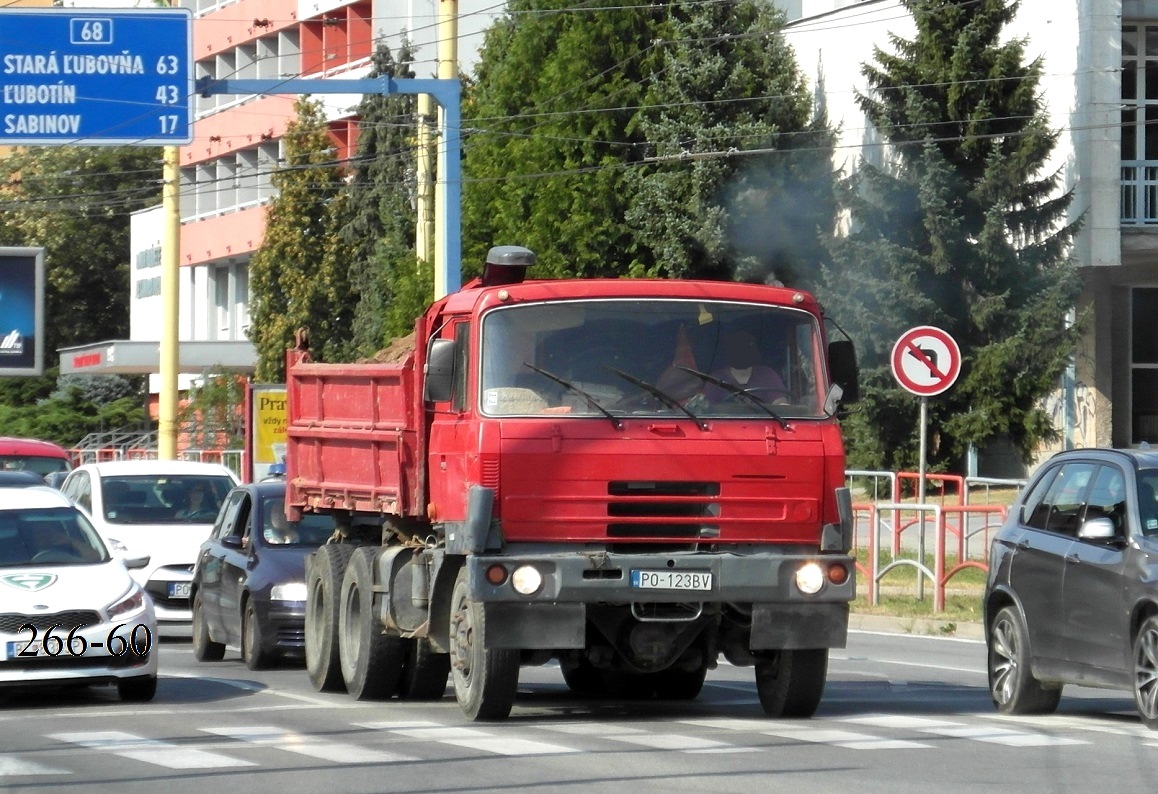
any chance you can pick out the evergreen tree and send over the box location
[626,0,837,288]
[462,0,658,280]
[339,41,425,355]
[249,98,352,381]
[820,0,1083,472]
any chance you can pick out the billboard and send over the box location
[0,248,45,376]
[247,383,287,482]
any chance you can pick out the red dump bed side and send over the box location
[284,350,424,519]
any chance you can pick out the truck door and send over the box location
[427,320,474,522]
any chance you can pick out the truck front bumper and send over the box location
[465,547,853,652]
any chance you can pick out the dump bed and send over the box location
[284,350,424,519]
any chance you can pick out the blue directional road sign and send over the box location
[0,8,193,145]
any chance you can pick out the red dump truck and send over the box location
[285,246,859,720]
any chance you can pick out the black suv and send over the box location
[985,447,1158,728]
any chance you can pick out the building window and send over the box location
[300,1,372,76]
[1122,24,1158,224]
[1132,287,1158,443]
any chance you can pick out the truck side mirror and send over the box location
[827,339,859,404]
[424,338,457,403]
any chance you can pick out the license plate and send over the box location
[630,570,712,591]
[168,582,191,599]
[4,640,41,659]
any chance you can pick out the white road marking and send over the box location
[50,731,255,769]
[0,756,70,776]
[201,726,413,763]
[379,725,577,756]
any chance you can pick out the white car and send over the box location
[0,487,158,700]
[60,460,239,636]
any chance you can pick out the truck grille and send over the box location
[606,481,720,539]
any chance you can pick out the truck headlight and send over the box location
[795,562,825,595]
[510,565,543,595]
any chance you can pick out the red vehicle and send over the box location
[286,246,859,720]
[0,436,73,477]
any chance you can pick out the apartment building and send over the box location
[60,0,496,395]
[780,0,1150,466]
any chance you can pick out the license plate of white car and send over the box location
[168,582,191,599]
[3,640,41,660]
[630,570,712,591]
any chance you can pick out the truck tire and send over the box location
[650,665,708,700]
[560,658,653,699]
[306,543,355,692]
[754,648,828,718]
[400,638,450,701]
[560,658,601,696]
[338,547,407,700]
[449,567,519,720]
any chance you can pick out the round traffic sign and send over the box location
[891,326,961,397]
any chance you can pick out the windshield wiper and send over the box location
[678,366,789,429]
[522,363,623,430]
[607,368,709,431]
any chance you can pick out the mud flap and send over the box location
[749,603,849,650]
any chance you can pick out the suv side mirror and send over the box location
[1077,516,1118,542]
[424,337,457,403]
[828,339,859,404]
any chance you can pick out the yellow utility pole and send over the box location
[158,144,180,460]
[434,0,458,299]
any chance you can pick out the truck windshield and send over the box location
[479,299,826,420]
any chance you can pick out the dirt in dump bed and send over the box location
[364,332,416,363]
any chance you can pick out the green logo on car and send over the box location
[0,573,58,591]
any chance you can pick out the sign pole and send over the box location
[891,325,961,604]
[917,396,928,600]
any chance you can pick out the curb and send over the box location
[849,612,984,640]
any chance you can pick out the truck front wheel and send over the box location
[754,648,828,718]
[338,547,407,700]
[305,543,355,692]
[449,567,519,720]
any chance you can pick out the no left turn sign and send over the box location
[891,326,961,397]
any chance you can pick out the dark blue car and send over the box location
[191,481,335,668]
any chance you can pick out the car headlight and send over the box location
[108,584,148,619]
[106,537,129,556]
[271,582,307,601]
[794,562,825,595]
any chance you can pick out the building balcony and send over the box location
[1123,162,1158,224]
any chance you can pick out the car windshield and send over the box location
[0,506,109,567]
[101,475,234,525]
[261,498,336,547]
[479,299,826,420]
[0,454,70,475]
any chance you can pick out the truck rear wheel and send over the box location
[400,638,450,701]
[338,547,406,700]
[449,567,519,720]
[306,543,355,692]
[651,665,708,700]
[755,648,828,718]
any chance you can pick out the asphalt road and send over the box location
[0,628,1152,793]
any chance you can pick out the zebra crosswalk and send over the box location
[0,711,1140,777]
